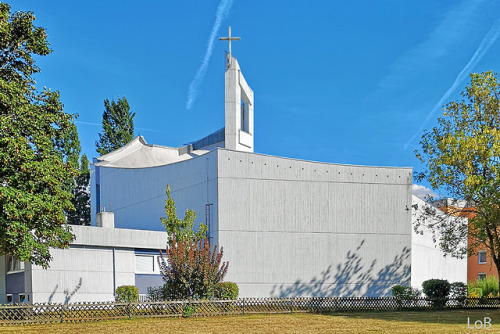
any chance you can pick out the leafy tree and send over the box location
[158,235,228,300]
[415,71,500,290]
[160,185,207,245]
[0,3,79,267]
[67,154,90,225]
[96,97,135,155]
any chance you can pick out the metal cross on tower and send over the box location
[219,26,240,59]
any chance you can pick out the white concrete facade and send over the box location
[410,195,467,289]
[217,149,412,297]
[91,147,413,297]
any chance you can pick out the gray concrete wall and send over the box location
[216,149,412,297]
[96,150,218,238]
[28,246,123,304]
[27,226,168,304]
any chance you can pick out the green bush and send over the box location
[391,285,420,299]
[468,276,499,297]
[147,286,164,301]
[215,282,239,300]
[115,285,139,302]
[391,285,420,308]
[422,279,450,308]
[449,282,467,306]
[449,282,467,299]
[182,303,196,317]
[468,287,483,298]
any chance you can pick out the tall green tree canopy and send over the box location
[0,3,79,267]
[415,71,500,284]
[96,97,135,155]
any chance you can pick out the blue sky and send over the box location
[11,0,500,198]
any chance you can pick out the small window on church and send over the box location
[241,101,249,133]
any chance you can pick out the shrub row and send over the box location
[145,282,239,301]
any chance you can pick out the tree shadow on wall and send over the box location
[47,277,83,304]
[270,240,410,297]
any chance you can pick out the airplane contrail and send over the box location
[75,121,159,133]
[404,17,500,150]
[186,0,234,110]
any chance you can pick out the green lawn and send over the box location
[1,310,499,333]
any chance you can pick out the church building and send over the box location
[0,30,466,303]
[90,47,414,298]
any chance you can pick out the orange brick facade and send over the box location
[438,204,499,282]
[468,248,498,281]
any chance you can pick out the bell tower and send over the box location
[220,27,254,152]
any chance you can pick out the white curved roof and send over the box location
[95,136,209,168]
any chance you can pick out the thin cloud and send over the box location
[75,121,101,126]
[75,121,159,133]
[378,1,484,92]
[412,184,438,200]
[403,17,500,150]
[186,0,234,110]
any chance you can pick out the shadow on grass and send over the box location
[322,309,500,325]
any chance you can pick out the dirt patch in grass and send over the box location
[1,310,500,333]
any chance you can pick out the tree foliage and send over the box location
[96,97,135,155]
[158,235,228,300]
[0,3,79,267]
[160,185,207,245]
[67,154,90,225]
[415,71,500,287]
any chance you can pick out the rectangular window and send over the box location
[478,273,487,280]
[241,101,249,133]
[19,294,26,303]
[6,294,12,304]
[478,251,487,264]
[135,255,154,273]
[6,256,24,273]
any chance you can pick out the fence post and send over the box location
[60,304,65,323]
[127,302,131,320]
[242,299,245,315]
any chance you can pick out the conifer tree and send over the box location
[96,97,135,155]
[67,154,91,225]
